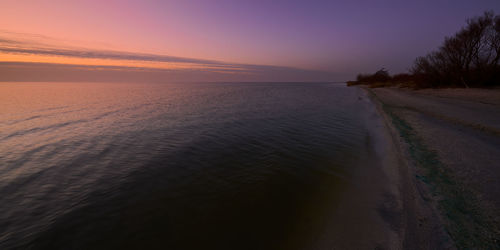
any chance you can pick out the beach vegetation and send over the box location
[346,69,416,88]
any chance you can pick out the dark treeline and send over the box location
[347,68,415,88]
[349,11,500,88]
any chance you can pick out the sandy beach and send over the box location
[363,87,500,248]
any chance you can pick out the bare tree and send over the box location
[412,11,500,87]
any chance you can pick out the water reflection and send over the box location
[0,82,376,249]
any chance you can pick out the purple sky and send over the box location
[1,0,499,81]
[176,0,499,74]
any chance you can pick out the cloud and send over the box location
[0,32,343,82]
[0,46,229,66]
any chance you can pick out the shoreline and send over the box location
[362,87,453,249]
[360,86,500,248]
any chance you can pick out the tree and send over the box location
[412,11,500,87]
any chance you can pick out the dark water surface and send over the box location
[0,82,384,249]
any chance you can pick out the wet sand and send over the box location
[364,87,500,248]
[312,87,454,249]
[315,88,405,249]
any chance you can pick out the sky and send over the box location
[1,0,499,82]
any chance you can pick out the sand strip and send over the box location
[363,87,500,248]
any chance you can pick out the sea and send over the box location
[0,82,391,249]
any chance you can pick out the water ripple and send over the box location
[0,82,378,249]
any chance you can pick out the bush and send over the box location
[348,69,416,88]
[392,73,413,82]
[356,68,391,83]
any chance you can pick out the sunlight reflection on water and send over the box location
[0,82,376,249]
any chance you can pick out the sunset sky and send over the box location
[1,0,499,82]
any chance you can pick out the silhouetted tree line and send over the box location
[349,11,500,88]
[356,68,391,83]
[347,68,414,88]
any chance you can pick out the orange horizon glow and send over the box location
[0,31,337,82]
[0,52,252,72]
[0,30,257,76]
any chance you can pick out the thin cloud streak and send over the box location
[0,36,239,68]
[0,33,341,82]
[0,34,343,82]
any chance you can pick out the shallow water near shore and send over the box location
[0,82,392,249]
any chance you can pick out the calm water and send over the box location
[0,82,387,249]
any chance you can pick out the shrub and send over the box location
[356,68,391,83]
